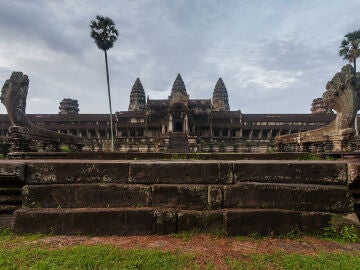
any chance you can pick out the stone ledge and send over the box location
[129,162,223,184]
[233,162,348,185]
[23,184,151,208]
[0,163,25,184]
[25,162,129,184]
[223,182,354,212]
[22,182,353,212]
[13,208,156,236]
[13,208,358,236]
[14,160,350,185]
[225,209,332,235]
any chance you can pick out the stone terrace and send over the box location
[0,159,359,236]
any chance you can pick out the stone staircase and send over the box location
[168,132,189,153]
[2,159,359,236]
[0,163,24,228]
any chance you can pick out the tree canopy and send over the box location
[339,30,360,72]
[90,15,119,51]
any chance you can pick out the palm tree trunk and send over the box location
[104,50,114,152]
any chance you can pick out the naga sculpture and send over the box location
[1,71,85,152]
[276,64,360,152]
[1,72,29,127]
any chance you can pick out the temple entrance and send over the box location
[175,121,183,132]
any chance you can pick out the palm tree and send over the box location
[339,30,360,73]
[90,15,119,151]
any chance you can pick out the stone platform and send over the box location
[1,159,359,236]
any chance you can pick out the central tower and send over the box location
[168,74,189,133]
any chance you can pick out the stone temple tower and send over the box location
[212,78,230,111]
[128,78,146,111]
[59,98,79,114]
[169,74,189,104]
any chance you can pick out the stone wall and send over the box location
[0,159,358,235]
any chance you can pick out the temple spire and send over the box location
[128,78,146,111]
[171,73,187,97]
[212,78,230,111]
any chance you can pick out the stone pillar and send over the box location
[259,130,263,139]
[184,114,188,133]
[168,114,173,132]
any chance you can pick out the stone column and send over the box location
[168,114,173,132]
[184,114,188,133]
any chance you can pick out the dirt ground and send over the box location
[28,234,360,269]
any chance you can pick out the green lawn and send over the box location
[0,229,359,270]
[226,253,360,270]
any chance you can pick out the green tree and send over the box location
[90,15,119,151]
[339,30,360,73]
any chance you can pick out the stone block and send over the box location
[129,161,220,184]
[178,210,224,232]
[219,162,234,184]
[233,162,347,185]
[151,185,208,210]
[0,162,25,184]
[223,183,353,212]
[347,162,360,185]
[226,209,332,235]
[208,186,223,209]
[155,210,177,234]
[23,184,151,208]
[13,208,156,235]
[26,161,129,184]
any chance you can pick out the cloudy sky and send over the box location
[0,0,359,114]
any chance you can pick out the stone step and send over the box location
[13,208,338,236]
[0,214,14,228]
[0,195,22,205]
[0,205,21,214]
[0,187,23,195]
[0,163,25,185]
[24,161,347,185]
[22,183,353,212]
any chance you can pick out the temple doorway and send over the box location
[175,121,183,132]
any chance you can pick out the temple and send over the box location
[0,74,341,152]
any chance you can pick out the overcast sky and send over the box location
[0,0,359,114]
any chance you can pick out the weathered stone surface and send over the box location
[13,208,156,235]
[233,162,347,185]
[1,72,29,127]
[1,72,85,151]
[208,186,223,209]
[347,162,360,185]
[178,210,224,232]
[155,210,177,234]
[151,185,209,210]
[128,78,146,111]
[219,162,234,184]
[0,163,25,183]
[23,184,151,208]
[223,183,353,212]
[226,209,332,235]
[26,162,129,184]
[212,78,230,111]
[276,64,360,152]
[129,162,221,184]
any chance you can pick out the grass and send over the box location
[0,245,192,270]
[0,229,359,269]
[225,253,360,270]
